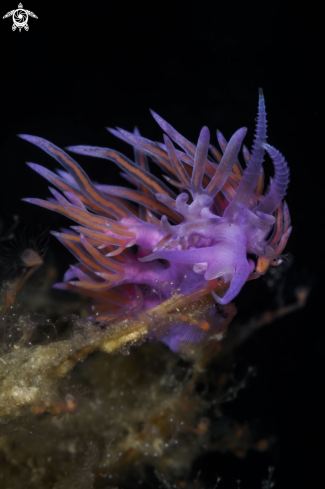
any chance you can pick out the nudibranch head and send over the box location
[20,90,291,348]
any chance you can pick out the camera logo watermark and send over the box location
[3,3,38,32]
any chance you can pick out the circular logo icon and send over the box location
[12,8,28,31]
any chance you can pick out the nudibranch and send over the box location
[20,90,291,349]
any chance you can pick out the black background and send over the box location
[0,1,323,488]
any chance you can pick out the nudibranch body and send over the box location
[20,90,291,349]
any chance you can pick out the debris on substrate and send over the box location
[0,254,308,488]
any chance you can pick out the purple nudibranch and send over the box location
[20,90,291,351]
